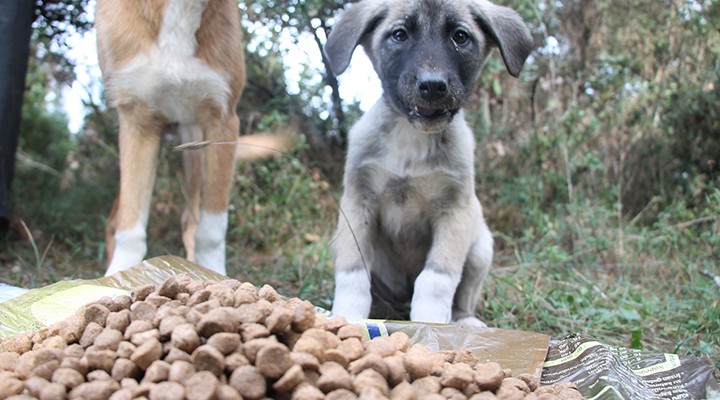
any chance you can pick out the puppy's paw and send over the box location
[453,316,487,327]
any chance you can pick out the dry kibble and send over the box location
[131,338,162,370]
[0,376,24,399]
[168,360,196,382]
[0,352,19,371]
[291,301,316,332]
[1,334,33,354]
[170,323,200,353]
[79,322,104,348]
[142,360,170,383]
[258,284,281,302]
[87,369,112,381]
[216,384,242,400]
[337,337,365,362]
[255,342,292,379]
[40,382,67,400]
[94,328,123,351]
[442,386,469,400]
[25,376,49,397]
[474,362,506,392]
[317,361,354,393]
[158,315,186,338]
[291,383,324,400]
[68,379,120,400]
[265,306,293,334]
[441,362,475,389]
[336,324,365,340]
[185,371,219,400]
[272,364,304,392]
[124,320,154,340]
[52,367,85,389]
[206,332,241,355]
[191,345,225,377]
[326,388,359,400]
[132,284,155,302]
[353,368,390,396]
[85,348,117,372]
[112,358,139,381]
[149,381,184,400]
[0,278,584,400]
[229,365,266,400]
[197,308,239,337]
[78,304,111,327]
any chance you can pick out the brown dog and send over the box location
[95,0,245,276]
[326,0,533,325]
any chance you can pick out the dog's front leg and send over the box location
[331,194,376,320]
[411,208,474,323]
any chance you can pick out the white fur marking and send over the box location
[106,221,148,276]
[107,0,230,124]
[410,269,460,323]
[332,269,373,319]
[158,0,210,57]
[194,210,228,275]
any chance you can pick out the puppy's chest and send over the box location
[370,151,464,218]
[110,0,230,123]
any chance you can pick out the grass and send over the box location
[1,134,718,375]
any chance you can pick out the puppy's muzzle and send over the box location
[406,71,461,125]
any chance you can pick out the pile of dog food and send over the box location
[0,275,584,399]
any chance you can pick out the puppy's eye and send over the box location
[391,28,408,42]
[452,30,470,45]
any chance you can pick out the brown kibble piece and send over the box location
[255,342,293,379]
[149,381,184,400]
[336,324,365,340]
[185,371,219,400]
[291,301,316,332]
[132,284,155,302]
[441,362,475,389]
[229,365,266,400]
[291,383,324,400]
[170,323,200,354]
[168,360,196,382]
[216,384,242,400]
[273,363,304,392]
[206,332,241,355]
[365,336,398,357]
[78,304,110,327]
[0,377,24,399]
[258,284,281,302]
[353,368,390,396]
[326,388,359,400]
[52,367,85,389]
[474,362,505,392]
[317,362,353,393]
[130,338,162,370]
[68,379,120,400]
[40,382,67,400]
[192,345,225,377]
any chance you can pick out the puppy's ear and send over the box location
[324,0,389,76]
[469,0,534,77]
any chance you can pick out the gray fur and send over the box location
[327,0,532,324]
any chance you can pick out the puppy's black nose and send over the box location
[417,73,448,99]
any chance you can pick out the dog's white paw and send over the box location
[453,316,487,327]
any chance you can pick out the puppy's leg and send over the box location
[453,213,493,327]
[411,207,474,323]
[331,195,376,319]
[193,104,238,275]
[179,125,203,263]
[105,104,163,276]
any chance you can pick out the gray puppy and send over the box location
[325,0,533,325]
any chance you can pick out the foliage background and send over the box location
[1,0,719,371]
